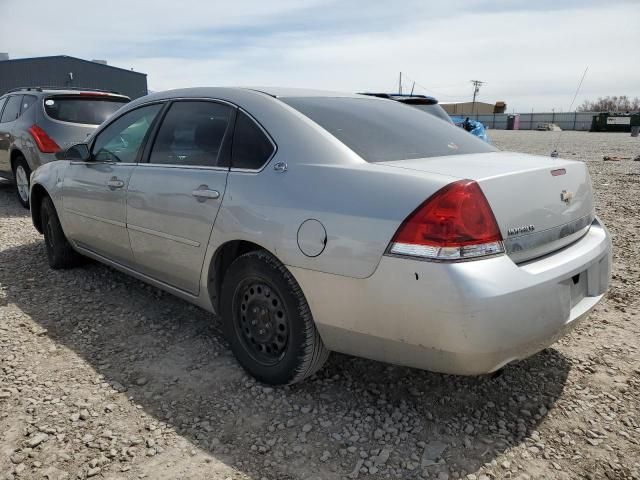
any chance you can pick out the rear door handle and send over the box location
[107,177,125,189]
[192,186,220,201]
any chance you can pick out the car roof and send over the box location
[243,87,361,98]
[130,87,368,105]
[119,87,395,126]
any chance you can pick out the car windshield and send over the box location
[44,96,128,125]
[281,97,496,162]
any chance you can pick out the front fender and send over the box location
[29,161,69,232]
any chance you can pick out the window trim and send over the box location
[88,101,167,165]
[229,107,278,173]
[140,97,238,171]
[84,96,278,172]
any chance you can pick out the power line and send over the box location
[398,73,468,99]
[567,67,588,113]
[552,67,589,156]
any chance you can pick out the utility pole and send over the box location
[399,72,402,95]
[470,79,485,115]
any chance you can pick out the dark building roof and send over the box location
[0,55,148,99]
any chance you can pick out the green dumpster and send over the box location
[590,112,633,132]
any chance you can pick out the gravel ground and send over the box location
[1,131,639,480]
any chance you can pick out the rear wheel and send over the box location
[41,196,81,269]
[221,250,329,385]
[13,157,30,209]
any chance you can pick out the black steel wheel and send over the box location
[40,196,81,269]
[234,279,289,366]
[221,250,329,385]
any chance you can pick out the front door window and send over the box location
[92,104,162,163]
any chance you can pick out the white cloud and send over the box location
[1,0,639,111]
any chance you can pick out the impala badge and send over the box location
[560,190,574,204]
[507,225,535,236]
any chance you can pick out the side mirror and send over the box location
[56,143,91,161]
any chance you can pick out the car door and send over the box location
[0,95,21,176]
[62,103,163,265]
[126,100,235,295]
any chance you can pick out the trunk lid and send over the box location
[379,151,595,263]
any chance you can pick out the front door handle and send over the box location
[192,186,220,202]
[107,177,125,190]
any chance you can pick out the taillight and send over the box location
[387,179,504,261]
[28,125,61,153]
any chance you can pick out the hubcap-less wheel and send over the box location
[221,250,330,384]
[40,196,81,269]
[234,280,289,366]
[44,213,55,252]
[15,165,29,203]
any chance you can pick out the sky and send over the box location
[1,0,639,112]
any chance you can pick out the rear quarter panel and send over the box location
[10,107,41,172]
[214,154,456,279]
[209,93,459,279]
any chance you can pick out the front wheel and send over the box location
[41,196,81,269]
[221,250,329,385]
[13,157,31,209]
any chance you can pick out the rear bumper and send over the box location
[289,217,612,375]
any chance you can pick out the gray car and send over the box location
[0,87,129,207]
[29,87,612,385]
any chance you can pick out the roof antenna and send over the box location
[551,66,588,158]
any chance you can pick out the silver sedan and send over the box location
[29,87,612,385]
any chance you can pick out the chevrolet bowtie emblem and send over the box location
[560,190,574,204]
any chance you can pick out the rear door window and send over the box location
[231,111,275,170]
[0,96,22,123]
[149,101,233,167]
[0,97,7,118]
[281,97,496,162]
[45,96,128,125]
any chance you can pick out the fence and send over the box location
[465,112,597,131]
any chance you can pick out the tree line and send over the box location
[578,96,640,112]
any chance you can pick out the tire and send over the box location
[221,250,329,385]
[12,156,31,209]
[40,196,81,269]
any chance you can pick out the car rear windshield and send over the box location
[281,97,496,162]
[416,104,454,124]
[44,96,128,125]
